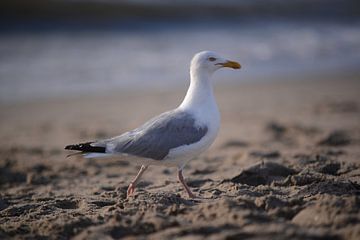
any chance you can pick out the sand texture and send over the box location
[1,78,360,239]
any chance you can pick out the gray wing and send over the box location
[99,110,208,160]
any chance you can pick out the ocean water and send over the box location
[0,20,359,102]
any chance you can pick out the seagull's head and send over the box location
[190,51,241,77]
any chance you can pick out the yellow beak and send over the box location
[219,60,241,69]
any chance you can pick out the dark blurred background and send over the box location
[0,0,359,102]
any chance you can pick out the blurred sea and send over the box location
[0,0,359,102]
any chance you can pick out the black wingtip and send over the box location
[64,141,106,153]
[64,145,74,150]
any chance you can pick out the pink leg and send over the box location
[178,169,196,198]
[127,165,148,198]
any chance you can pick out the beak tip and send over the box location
[222,60,241,70]
[233,62,241,70]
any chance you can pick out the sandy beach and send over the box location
[0,74,360,239]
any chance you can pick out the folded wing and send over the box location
[87,110,208,160]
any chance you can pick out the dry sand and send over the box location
[1,76,360,239]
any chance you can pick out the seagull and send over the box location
[65,51,241,198]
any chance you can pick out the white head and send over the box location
[190,51,241,79]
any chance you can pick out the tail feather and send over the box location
[65,141,106,153]
[66,152,83,158]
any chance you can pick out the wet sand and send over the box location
[1,77,360,239]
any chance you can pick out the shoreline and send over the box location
[1,70,359,106]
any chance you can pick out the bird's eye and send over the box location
[208,57,216,62]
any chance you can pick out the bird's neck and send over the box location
[179,70,217,112]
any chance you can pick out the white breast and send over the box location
[162,63,221,169]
